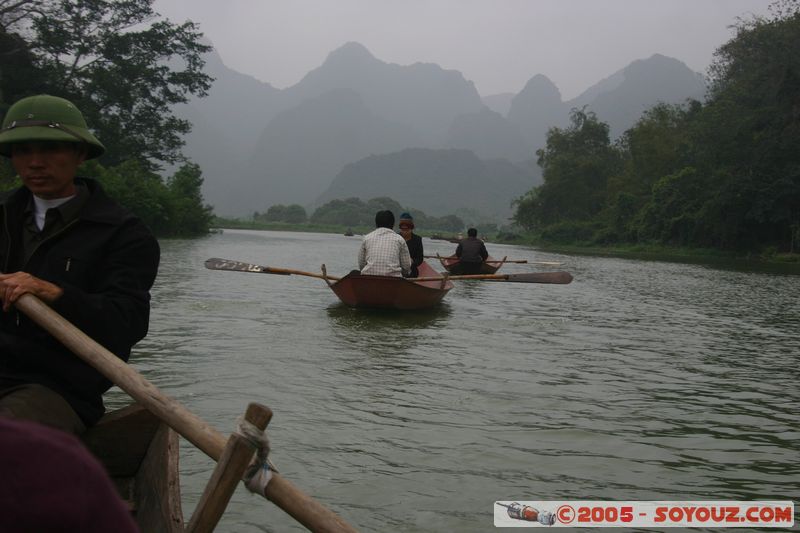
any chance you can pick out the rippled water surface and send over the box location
[107,229,799,532]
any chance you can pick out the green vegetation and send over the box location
[255,204,308,224]
[308,197,465,232]
[212,217,368,235]
[216,196,471,236]
[512,1,800,258]
[1,0,214,237]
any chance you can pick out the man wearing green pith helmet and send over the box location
[0,94,160,435]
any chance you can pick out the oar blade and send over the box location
[204,258,290,275]
[492,271,573,284]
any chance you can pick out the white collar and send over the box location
[32,194,75,230]
[33,194,75,213]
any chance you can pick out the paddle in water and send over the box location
[411,271,573,284]
[424,255,563,266]
[205,258,573,284]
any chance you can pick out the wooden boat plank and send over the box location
[135,424,184,533]
[82,404,184,533]
[82,403,160,477]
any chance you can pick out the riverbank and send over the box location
[211,218,371,235]
[509,240,800,274]
[211,218,800,274]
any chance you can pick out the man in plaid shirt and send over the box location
[358,210,412,277]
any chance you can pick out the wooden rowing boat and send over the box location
[203,258,574,313]
[82,403,184,533]
[327,261,453,310]
[437,254,505,275]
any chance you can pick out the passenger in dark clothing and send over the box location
[398,212,424,278]
[0,94,160,435]
[453,228,489,275]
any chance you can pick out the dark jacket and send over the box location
[0,177,160,426]
[405,233,424,276]
[455,236,488,263]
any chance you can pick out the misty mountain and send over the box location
[507,74,568,153]
[174,43,706,219]
[482,92,515,116]
[445,107,530,161]
[569,54,707,138]
[315,148,541,221]
[171,46,281,215]
[243,88,419,209]
[506,54,707,153]
[283,42,485,144]
[175,46,280,160]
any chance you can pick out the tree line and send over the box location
[0,0,214,236]
[513,0,800,254]
[254,197,467,233]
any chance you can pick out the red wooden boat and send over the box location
[436,255,507,275]
[327,261,453,310]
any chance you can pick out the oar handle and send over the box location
[14,293,357,533]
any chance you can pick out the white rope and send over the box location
[236,417,278,495]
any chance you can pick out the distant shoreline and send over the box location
[210,220,800,273]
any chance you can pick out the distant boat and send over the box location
[436,254,505,275]
[430,233,461,243]
[344,228,354,236]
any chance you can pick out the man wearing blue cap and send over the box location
[0,94,160,434]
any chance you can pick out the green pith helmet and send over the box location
[0,94,105,159]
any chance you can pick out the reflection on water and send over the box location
[118,230,799,532]
[326,302,452,331]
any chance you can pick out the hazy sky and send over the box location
[153,0,773,100]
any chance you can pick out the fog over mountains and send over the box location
[175,42,706,221]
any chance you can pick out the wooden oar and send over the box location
[423,255,563,266]
[423,255,528,264]
[411,272,573,284]
[205,257,341,281]
[14,293,357,533]
[206,258,572,285]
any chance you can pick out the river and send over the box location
[105,229,798,532]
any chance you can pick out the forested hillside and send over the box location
[513,1,800,253]
[316,148,541,222]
